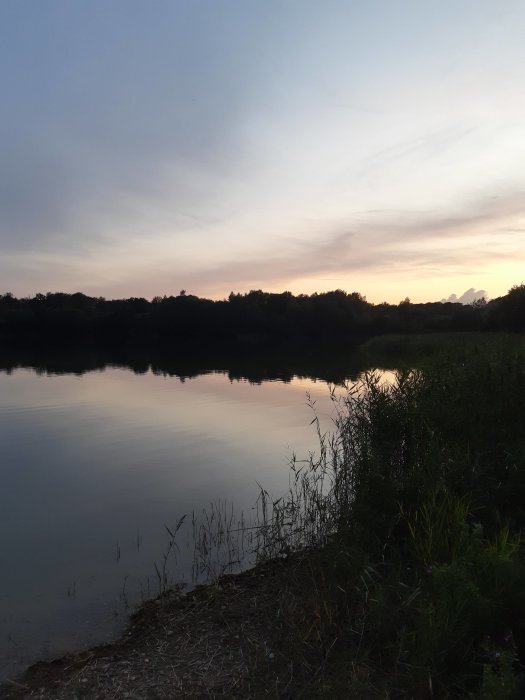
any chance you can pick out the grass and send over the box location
[357,331,525,371]
[249,339,525,697]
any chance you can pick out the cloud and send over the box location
[3,187,521,300]
[361,125,478,170]
[167,191,525,296]
[2,2,525,301]
[0,1,273,253]
[94,219,518,301]
[441,288,487,304]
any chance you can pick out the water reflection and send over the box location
[0,341,380,384]
[0,344,390,680]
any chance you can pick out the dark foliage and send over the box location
[256,343,525,697]
[1,285,523,346]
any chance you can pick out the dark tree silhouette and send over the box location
[0,285,522,347]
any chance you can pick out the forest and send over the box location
[0,284,524,345]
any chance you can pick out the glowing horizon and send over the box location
[1,2,524,304]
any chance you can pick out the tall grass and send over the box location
[255,342,525,697]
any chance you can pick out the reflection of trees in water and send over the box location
[0,341,367,384]
[1,328,523,384]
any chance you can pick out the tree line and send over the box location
[0,285,523,345]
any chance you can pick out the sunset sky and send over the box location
[1,1,524,303]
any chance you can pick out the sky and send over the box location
[1,1,524,304]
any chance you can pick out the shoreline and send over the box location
[1,556,293,699]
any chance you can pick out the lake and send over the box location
[0,345,392,680]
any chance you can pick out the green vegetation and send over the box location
[252,339,525,697]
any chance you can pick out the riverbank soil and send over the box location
[2,553,378,700]
[1,559,289,699]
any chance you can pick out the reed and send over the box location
[250,341,525,697]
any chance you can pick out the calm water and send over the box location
[0,353,388,679]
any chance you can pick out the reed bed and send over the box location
[245,342,525,697]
